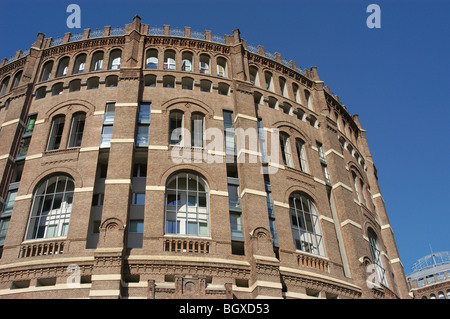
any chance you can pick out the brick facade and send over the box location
[0,16,409,299]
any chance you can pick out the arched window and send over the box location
[68,112,86,148]
[279,77,287,97]
[164,50,176,70]
[73,54,86,74]
[265,71,274,91]
[105,75,118,88]
[191,113,204,148]
[289,192,325,256]
[25,175,74,240]
[280,102,291,115]
[249,66,260,87]
[108,49,121,70]
[200,79,211,92]
[12,71,22,89]
[368,228,388,287]
[165,172,209,237]
[169,110,184,146]
[47,115,65,151]
[144,74,157,87]
[181,51,193,72]
[146,49,158,69]
[279,132,293,168]
[0,76,10,97]
[352,172,361,203]
[293,83,300,103]
[35,87,47,100]
[296,108,305,121]
[296,139,309,173]
[268,97,277,109]
[217,57,227,77]
[69,79,81,92]
[40,61,54,82]
[56,57,70,77]
[218,83,230,96]
[199,54,210,75]
[90,51,104,72]
[163,75,175,88]
[305,90,313,110]
[87,77,100,90]
[51,83,64,96]
[181,77,193,90]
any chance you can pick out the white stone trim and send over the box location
[105,179,131,185]
[145,186,165,191]
[340,219,362,229]
[240,188,267,198]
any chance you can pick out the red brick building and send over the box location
[0,17,408,299]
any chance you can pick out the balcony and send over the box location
[19,240,66,258]
[164,237,210,254]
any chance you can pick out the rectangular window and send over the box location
[17,138,31,159]
[223,110,235,157]
[104,102,116,125]
[100,126,113,148]
[0,218,11,246]
[92,193,104,207]
[129,220,144,233]
[136,124,149,147]
[133,163,147,177]
[2,190,17,217]
[132,193,146,206]
[24,114,38,136]
[230,212,244,241]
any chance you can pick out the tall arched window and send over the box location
[265,71,274,91]
[279,132,293,168]
[169,110,184,146]
[279,77,287,97]
[68,112,86,148]
[199,54,210,75]
[165,172,209,237]
[289,193,325,256]
[217,57,227,77]
[47,115,65,151]
[164,50,176,70]
[0,76,10,97]
[108,49,122,70]
[181,51,193,72]
[249,66,260,87]
[26,175,74,240]
[90,51,104,72]
[40,61,54,82]
[296,139,309,173]
[146,49,158,69]
[305,90,313,110]
[73,54,86,74]
[56,57,70,77]
[12,71,22,89]
[368,228,388,287]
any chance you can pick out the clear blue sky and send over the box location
[1,0,448,274]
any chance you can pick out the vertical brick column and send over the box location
[90,16,144,299]
[231,34,282,297]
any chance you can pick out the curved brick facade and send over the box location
[0,17,408,299]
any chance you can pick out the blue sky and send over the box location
[0,0,449,274]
